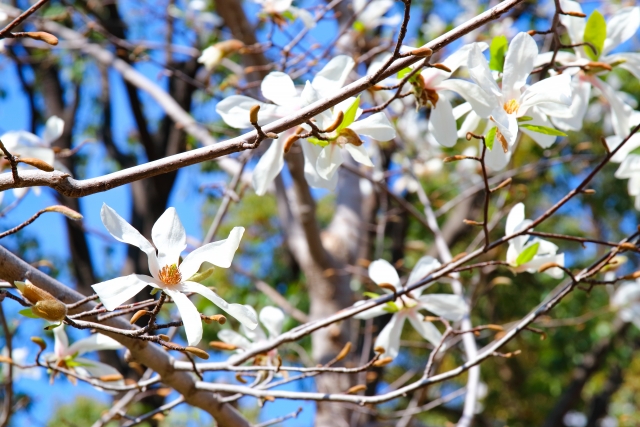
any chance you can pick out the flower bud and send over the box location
[32,299,68,322]
[323,111,344,133]
[158,334,170,341]
[335,128,363,147]
[373,356,394,367]
[30,336,47,351]
[24,31,59,46]
[409,46,433,57]
[432,63,451,73]
[345,384,367,394]
[130,310,149,324]
[373,346,385,354]
[335,342,352,361]
[18,157,54,172]
[98,374,124,382]
[249,105,261,125]
[185,346,210,359]
[209,341,237,351]
[43,205,83,220]
[564,11,586,17]
[284,128,304,153]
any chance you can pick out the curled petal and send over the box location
[42,116,65,146]
[67,334,123,358]
[419,294,468,321]
[152,207,187,268]
[407,314,442,347]
[92,274,154,311]
[179,227,244,280]
[344,144,374,167]
[368,259,401,289]
[348,112,396,141]
[502,32,538,102]
[259,306,285,339]
[252,135,287,196]
[261,72,298,106]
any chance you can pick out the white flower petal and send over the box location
[615,155,640,179]
[348,112,396,141]
[502,33,538,101]
[216,96,281,129]
[441,42,488,73]
[541,78,590,131]
[407,313,442,346]
[300,141,339,190]
[374,313,406,359]
[217,329,252,350]
[603,7,640,56]
[407,256,440,289]
[259,306,285,338]
[368,259,401,289]
[42,116,64,146]
[179,281,258,330]
[252,135,286,196]
[519,74,572,113]
[92,274,154,311]
[484,137,511,171]
[67,334,123,357]
[100,204,159,277]
[152,207,187,268]
[506,203,525,236]
[468,44,502,100]
[316,144,343,181]
[180,227,244,280]
[428,97,458,147]
[0,130,41,149]
[608,52,640,81]
[353,302,390,320]
[54,326,69,358]
[261,72,298,106]
[75,357,125,391]
[163,289,203,346]
[591,77,634,138]
[311,55,354,97]
[419,294,467,321]
[559,0,585,46]
[519,108,557,149]
[608,134,640,163]
[344,143,374,167]
[439,79,494,119]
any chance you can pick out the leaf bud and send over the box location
[18,157,54,172]
[98,374,124,382]
[345,384,367,394]
[335,342,352,361]
[266,132,279,139]
[249,105,261,125]
[185,346,210,359]
[373,346,385,354]
[323,111,344,133]
[432,63,452,73]
[409,46,433,57]
[30,336,47,351]
[43,205,83,220]
[158,334,170,341]
[209,341,237,351]
[564,11,586,17]
[130,310,149,324]
[373,356,394,367]
[24,31,59,46]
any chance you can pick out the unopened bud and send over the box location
[284,133,301,154]
[158,334,170,341]
[98,374,124,382]
[527,30,537,36]
[18,157,54,172]
[263,395,276,402]
[538,262,562,273]
[130,310,149,324]
[409,46,433,57]
[373,356,394,367]
[43,205,83,220]
[32,299,68,322]
[217,39,245,55]
[373,346,385,354]
[346,384,367,394]
[432,63,452,73]
[24,31,59,46]
[209,341,238,351]
[619,242,637,251]
[249,105,260,125]
[378,283,396,292]
[30,336,47,351]
[564,11,586,17]
[585,62,612,73]
[451,252,468,263]
[185,346,210,359]
[0,355,12,364]
[492,177,512,192]
[235,373,248,384]
[335,342,352,361]
[266,132,279,139]
[621,271,640,280]
[443,155,468,163]
[463,219,483,226]
[486,324,504,331]
[336,128,364,147]
[323,111,344,133]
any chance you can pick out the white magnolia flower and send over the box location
[505,203,565,278]
[0,116,65,200]
[1,347,41,381]
[611,151,640,210]
[91,204,257,346]
[46,326,123,389]
[354,257,467,359]
[447,33,572,170]
[217,305,285,364]
[611,280,640,329]
[217,56,355,195]
[254,0,315,29]
[352,0,401,30]
[301,95,396,188]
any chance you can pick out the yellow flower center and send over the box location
[503,99,519,114]
[158,264,182,286]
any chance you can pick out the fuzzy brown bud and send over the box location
[24,31,59,46]
[323,111,344,133]
[158,334,170,341]
[209,341,237,351]
[30,336,47,351]
[130,310,149,324]
[373,346,385,354]
[18,157,54,172]
[185,346,210,359]
[43,205,83,220]
[432,63,452,73]
[336,128,363,147]
[377,283,396,292]
[409,46,433,57]
[335,342,352,361]
[346,384,367,394]
[98,374,124,382]
[373,357,394,367]
[564,11,586,17]
[15,280,67,322]
[443,155,468,163]
[249,105,261,125]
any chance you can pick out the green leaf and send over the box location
[281,10,295,21]
[383,301,400,313]
[150,288,160,295]
[583,11,606,61]
[517,116,533,122]
[187,267,215,283]
[363,292,381,299]
[307,136,330,147]
[65,358,95,368]
[489,35,508,72]
[353,21,365,32]
[485,127,497,150]
[337,97,360,131]
[19,308,39,319]
[519,124,567,136]
[516,242,540,267]
[397,67,412,79]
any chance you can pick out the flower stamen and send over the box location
[503,99,519,114]
[158,264,182,286]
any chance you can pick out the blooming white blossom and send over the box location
[46,326,123,389]
[446,33,572,170]
[505,203,565,278]
[216,56,356,194]
[217,305,285,365]
[611,280,640,329]
[254,0,315,29]
[354,257,467,359]
[91,204,257,346]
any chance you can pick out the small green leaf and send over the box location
[281,10,295,21]
[383,301,400,313]
[44,322,62,330]
[489,35,508,72]
[485,127,497,150]
[19,308,39,319]
[187,267,215,283]
[397,67,412,79]
[583,10,607,61]
[363,292,381,299]
[516,242,540,267]
[307,136,330,147]
[520,124,567,136]
[65,358,95,368]
[353,21,365,32]
[337,97,360,131]
[517,116,533,122]
[150,288,160,295]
